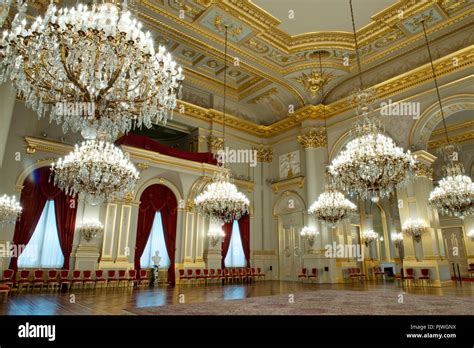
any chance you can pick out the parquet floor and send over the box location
[1,280,473,315]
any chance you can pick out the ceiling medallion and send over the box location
[293,70,333,98]
[0,1,184,138]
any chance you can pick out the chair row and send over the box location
[395,268,431,286]
[179,268,265,284]
[1,269,151,291]
[298,268,318,282]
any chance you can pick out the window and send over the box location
[18,200,64,268]
[224,220,246,268]
[140,212,170,268]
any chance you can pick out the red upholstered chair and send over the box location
[139,269,150,287]
[209,269,217,283]
[46,270,59,290]
[83,270,94,289]
[118,270,128,287]
[238,268,246,283]
[0,284,10,303]
[59,270,71,290]
[418,268,431,286]
[195,269,204,284]
[468,263,474,278]
[203,269,210,284]
[95,270,106,288]
[356,267,366,281]
[1,269,15,288]
[349,268,358,282]
[257,267,265,281]
[308,268,318,282]
[245,268,252,283]
[223,268,232,283]
[107,270,118,288]
[32,270,45,291]
[298,268,308,282]
[373,266,385,281]
[217,269,225,284]
[404,268,415,286]
[178,269,187,284]
[186,269,195,284]
[71,270,83,289]
[251,268,258,282]
[128,270,138,288]
[17,270,31,292]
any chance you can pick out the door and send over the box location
[442,227,468,277]
[279,224,303,281]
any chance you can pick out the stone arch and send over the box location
[15,159,53,192]
[134,176,183,203]
[409,94,474,150]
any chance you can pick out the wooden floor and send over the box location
[1,280,474,315]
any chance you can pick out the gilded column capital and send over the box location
[207,134,224,154]
[254,145,273,163]
[297,127,327,148]
[414,161,433,179]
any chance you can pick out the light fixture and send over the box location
[300,226,318,247]
[0,0,184,138]
[194,26,249,223]
[0,194,22,224]
[467,230,474,239]
[391,232,404,243]
[329,0,416,201]
[402,218,426,243]
[51,138,139,206]
[307,51,357,226]
[77,219,104,242]
[208,218,225,247]
[419,21,473,218]
[361,230,378,246]
[0,0,11,27]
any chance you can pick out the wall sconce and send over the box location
[467,230,474,239]
[300,226,318,247]
[208,218,225,247]
[402,218,426,243]
[78,220,104,242]
[391,232,404,248]
[361,230,378,246]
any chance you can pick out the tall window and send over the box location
[224,220,246,267]
[140,212,170,268]
[18,200,64,268]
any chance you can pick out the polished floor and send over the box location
[1,280,474,315]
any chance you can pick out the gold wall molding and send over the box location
[207,134,224,153]
[297,127,327,148]
[271,176,305,194]
[254,145,273,163]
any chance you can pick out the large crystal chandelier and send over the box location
[307,51,357,226]
[418,21,473,218]
[51,138,139,206]
[329,0,416,201]
[194,26,249,225]
[0,194,22,224]
[0,0,184,138]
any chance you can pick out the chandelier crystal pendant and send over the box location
[0,194,22,224]
[51,138,139,206]
[0,1,184,138]
[402,218,426,243]
[194,26,249,224]
[329,0,416,201]
[418,21,473,218]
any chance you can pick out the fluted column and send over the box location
[396,150,450,286]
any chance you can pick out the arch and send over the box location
[134,176,183,203]
[409,94,474,150]
[187,175,212,209]
[329,129,352,161]
[15,159,54,191]
[273,190,306,217]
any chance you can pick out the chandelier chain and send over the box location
[349,0,364,90]
[222,25,228,153]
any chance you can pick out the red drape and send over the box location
[10,167,77,270]
[135,184,178,284]
[221,221,233,269]
[238,214,251,267]
[116,133,217,165]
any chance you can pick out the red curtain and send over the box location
[135,184,177,284]
[238,213,251,267]
[10,167,77,270]
[221,221,233,269]
[116,133,217,165]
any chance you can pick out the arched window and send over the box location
[140,212,171,268]
[17,200,64,268]
[224,220,246,268]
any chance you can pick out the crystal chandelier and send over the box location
[402,218,426,243]
[77,219,104,242]
[418,21,473,218]
[0,0,11,27]
[329,1,416,201]
[0,0,184,138]
[361,230,378,246]
[51,139,139,206]
[300,226,318,246]
[194,26,249,224]
[307,51,357,226]
[0,194,22,224]
[208,217,225,247]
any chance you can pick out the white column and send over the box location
[0,83,16,168]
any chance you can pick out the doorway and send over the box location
[442,227,468,277]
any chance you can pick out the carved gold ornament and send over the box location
[254,146,273,163]
[207,134,224,154]
[293,71,333,98]
[297,127,327,148]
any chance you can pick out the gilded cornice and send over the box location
[271,176,305,194]
[297,127,327,148]
[254,145,273,163]
[428,130,474,149]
